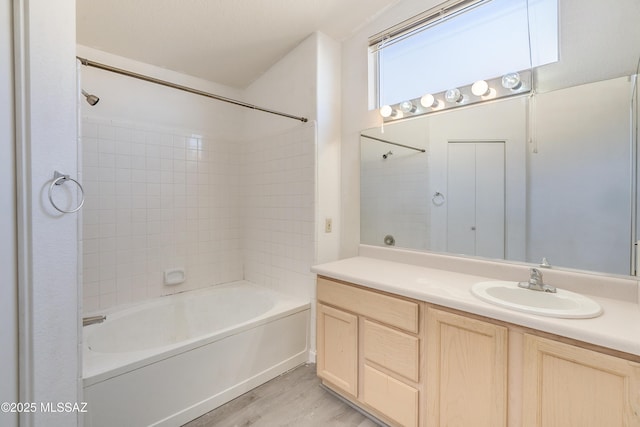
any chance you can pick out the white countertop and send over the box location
[312,256,640,357]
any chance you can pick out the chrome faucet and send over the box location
[518,268,557,293]
[83,315,106,326]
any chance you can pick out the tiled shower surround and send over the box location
[242,126,316,299]
[81,118,316,312]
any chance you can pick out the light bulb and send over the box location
[420,94,439,108]
[445,88,463,103]
[502,72,522,90]
[380,105,403,119]
[399,101,417,114]
[471,80,490,96]
[380,105,394,118]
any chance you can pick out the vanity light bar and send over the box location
[380,69,532,122]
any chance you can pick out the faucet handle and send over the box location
[530,268,543,283]
[519,267,556,293]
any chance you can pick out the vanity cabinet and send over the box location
[426,307,508,427]
[316,277,422,426]
[522,334,640,427]
[316,276,640,426]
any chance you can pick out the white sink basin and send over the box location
[471,281,602,319]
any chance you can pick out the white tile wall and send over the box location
[81,118,317,312]
[241,124,317,300]
[81,118,243,311]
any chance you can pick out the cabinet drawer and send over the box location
[317,277,419,333]
[363,319,419,382]
[362,364,419,427]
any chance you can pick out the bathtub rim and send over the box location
[83,281,310,387]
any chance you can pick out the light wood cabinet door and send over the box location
[426,307,508,427]
[317,303,358,397]
[523,334,640,427]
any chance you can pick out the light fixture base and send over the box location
[381,69,532,122]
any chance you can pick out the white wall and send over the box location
[76,46,243,138]
[1,1,18,426]
[316,33,342,265]
[535,0,640,92]
[14,0,79,425]
[340,0,443,257]
[241,34,317,136]
[242,33,319,301]
[243,32,342,361]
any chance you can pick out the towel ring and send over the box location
[432,191,445,206]
[48,171,85,214]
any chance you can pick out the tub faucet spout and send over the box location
[83,315,106,326]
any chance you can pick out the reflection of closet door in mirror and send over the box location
[446,141,505,259]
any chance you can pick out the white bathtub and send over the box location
[83,281,310,427]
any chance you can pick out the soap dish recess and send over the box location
[164,268,185,286]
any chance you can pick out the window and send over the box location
[370,0,558,108]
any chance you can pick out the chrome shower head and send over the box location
[81,89,100,106]
[382,151,393,159]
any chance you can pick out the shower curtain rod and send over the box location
[76,56,308,123]
[360,134,426,153]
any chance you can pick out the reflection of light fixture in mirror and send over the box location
[501,72,522,90]
[471,80,490,96]
[380,105,400,118]
[399,100,417,113]
[420,94,440,109]
[445,88,463,103]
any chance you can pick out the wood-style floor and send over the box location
[183,364,381,427]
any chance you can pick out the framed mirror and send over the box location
[361,76,636,276]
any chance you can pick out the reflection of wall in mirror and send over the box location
[446,141,505,260]
[360,135,429,250]
[428,97,527,262]
[528,77,632,275]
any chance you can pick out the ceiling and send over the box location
[76,0,401,89]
